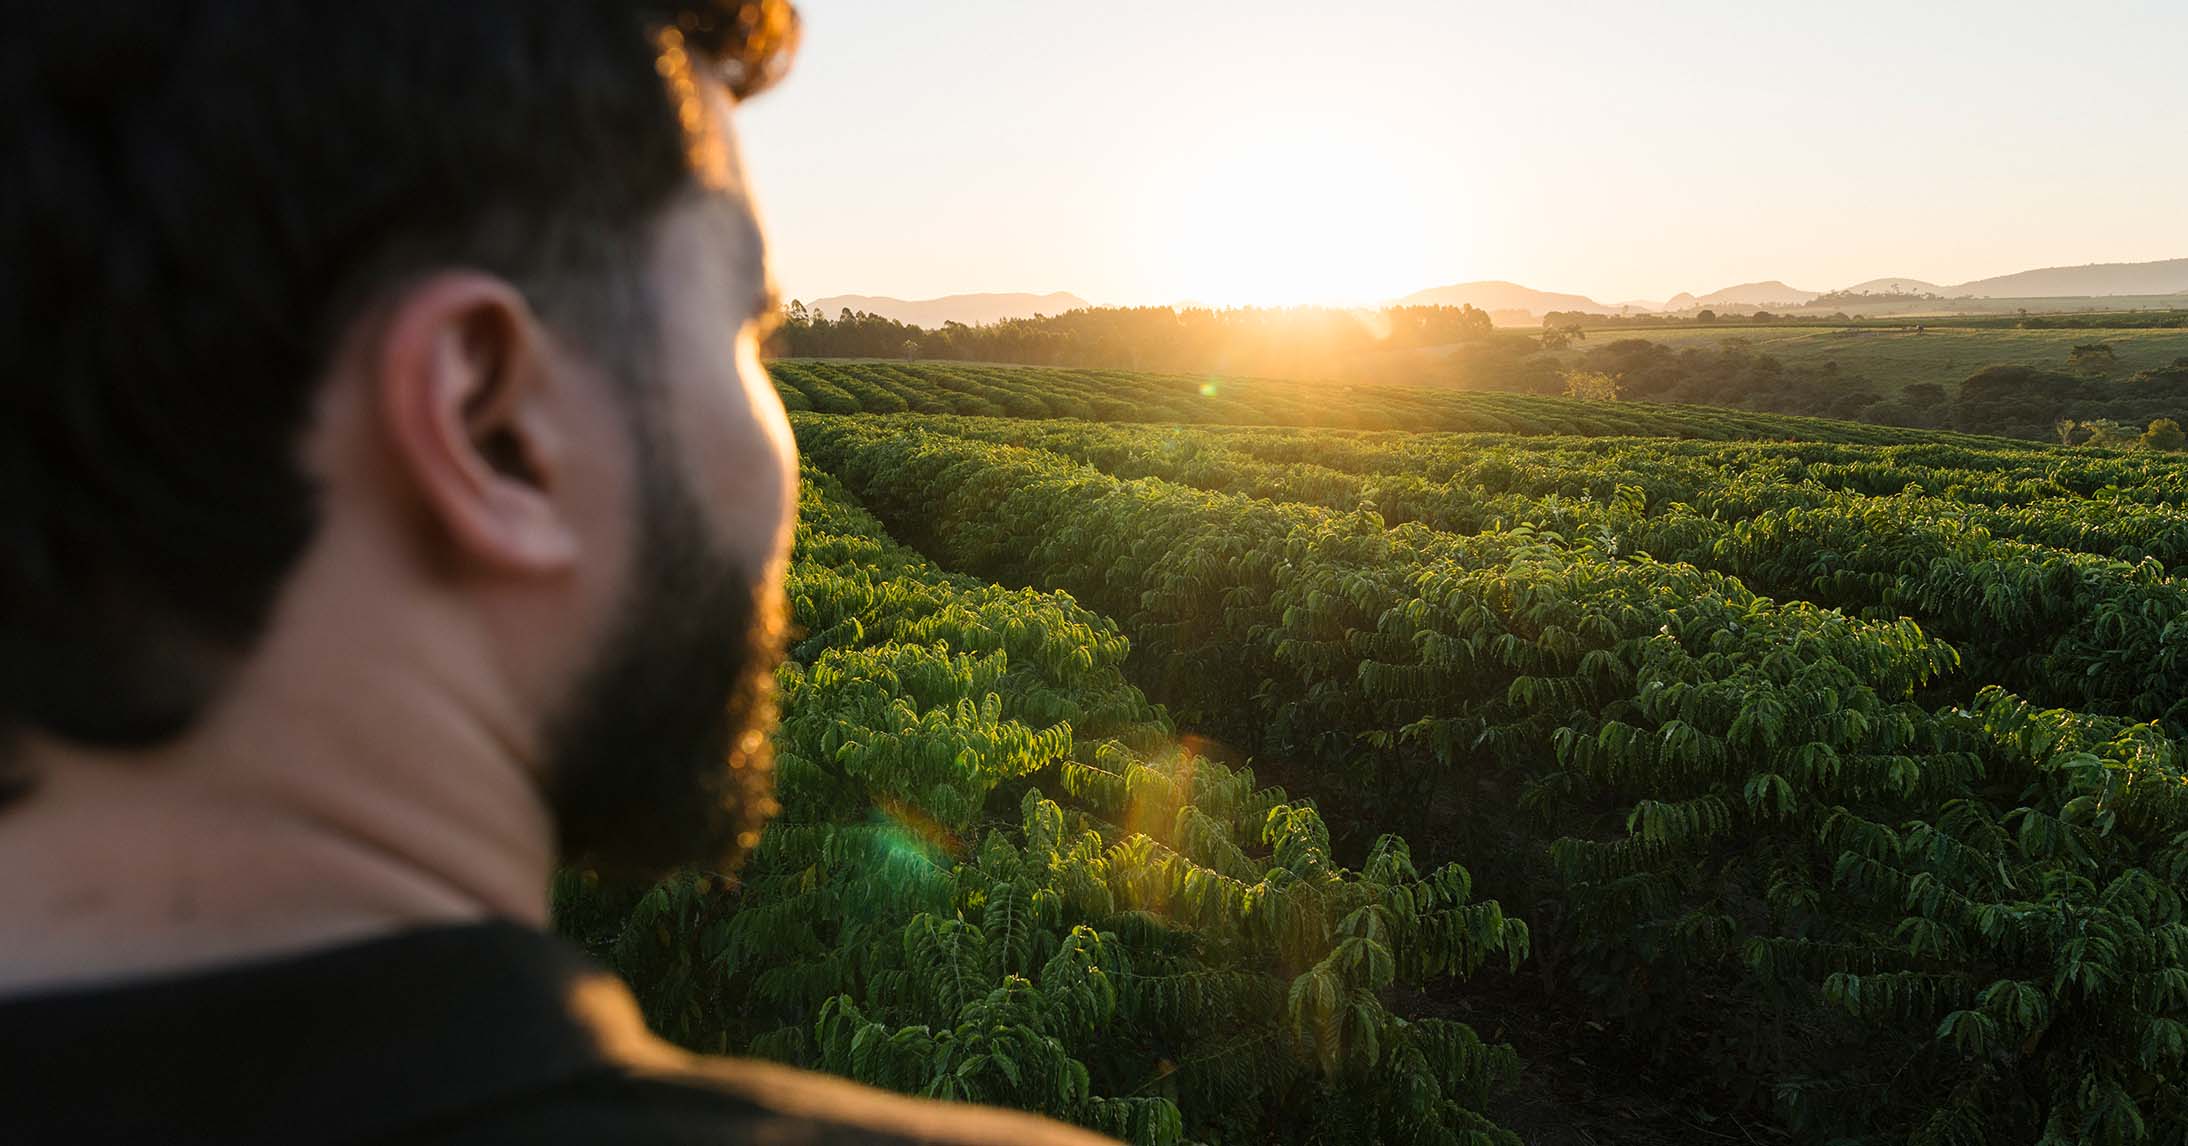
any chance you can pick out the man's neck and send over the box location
[0,778,490,993]
[0,623,556,996]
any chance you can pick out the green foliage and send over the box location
[2082,419,2139,448]
[798,412,2188,1145]
[1560,369,1620,401]
[775,302,1497,383]
[556,467,1523,1146]
[2070,343,2122,377]
[765,360,1970,444]
[885,413,2188,732]
[566,361,2188,1143]
[2139,418,2186,452]
[776,320,2188,442]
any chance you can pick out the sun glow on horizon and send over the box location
[1132,115,1471,309]
[741,2,2188,317]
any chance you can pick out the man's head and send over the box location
[2,2,799,876]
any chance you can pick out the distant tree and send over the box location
[1694,309,1717,323]
[2068,342,2120,376]
[1562,369,1620,401]
[1950,364,2081,439]
[900,338,921,360]
[2054,417,2080,446]
[2140,417,2187,451]
[2079,418,2134,447]
[1539,323,1585,350]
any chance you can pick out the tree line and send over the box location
[774,302,1494,380]
[773,302,2188,444]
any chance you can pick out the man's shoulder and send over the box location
[421,1050,1121,1146]
[0,922,1118,1146]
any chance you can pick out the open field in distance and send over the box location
[1545,324,2188,394]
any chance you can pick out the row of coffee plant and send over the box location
[554,467,1529,1146]
[798,416,2188,1146]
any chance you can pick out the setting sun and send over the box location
[1133,115,1469,307]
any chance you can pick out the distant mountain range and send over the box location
[807,258,2188,330]
[1838,277,1940,294]
[1396,279,1824,316]
[1395,280,1624,317]
[1399,257,2188,322]
[1658,281,1821,310]
[1946,258,2188,299]
[805,291,1090,327]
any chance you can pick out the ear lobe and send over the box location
[374,274,581,576]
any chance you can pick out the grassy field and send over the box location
[1553,323,2188,392]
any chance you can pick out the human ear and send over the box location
[372,273,578,574]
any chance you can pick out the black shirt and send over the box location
[1,921,1116,1145]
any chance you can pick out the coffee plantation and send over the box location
[561,362,2188,1146]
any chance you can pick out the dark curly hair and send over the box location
[0,2,797,773]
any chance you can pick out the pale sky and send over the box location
[737,0,2188,308]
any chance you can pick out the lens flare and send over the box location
[872,796,961,864]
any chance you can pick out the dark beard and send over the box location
[543,442,786,878]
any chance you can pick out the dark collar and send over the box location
[0,921,654,1146]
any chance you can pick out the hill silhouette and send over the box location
[804,291,1091,327]
[1943,257,2188,298]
